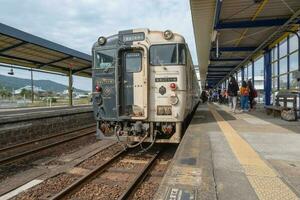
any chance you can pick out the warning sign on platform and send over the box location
[165,187,196,200]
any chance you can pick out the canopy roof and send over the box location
[190,0,300,88]
[0,23,92,77]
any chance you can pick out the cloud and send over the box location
[0,0,197,63]
[0,0,197,91]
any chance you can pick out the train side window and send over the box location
[125,52,142,72]
[178,44,186,64]
[150,44,177,65]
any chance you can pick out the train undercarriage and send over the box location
[96,120,182,147]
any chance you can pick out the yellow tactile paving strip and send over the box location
[209,105,299,200]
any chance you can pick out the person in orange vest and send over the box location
[240,80,249,112]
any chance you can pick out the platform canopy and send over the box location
[0,23,92,77]
[190,0,300,88]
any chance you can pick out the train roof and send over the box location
[92,29,186,49]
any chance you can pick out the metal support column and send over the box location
[31,68,34,103]
[241,67,245,81]
[68,69,73,106]
[251,60,255,85]
[287,35,290,89]
[286,30,300,115]
[264,49,272,106]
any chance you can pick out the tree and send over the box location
[20,88,32,99]
[0,87,12,99]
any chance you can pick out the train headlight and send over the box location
[95,85,102,92]
[163,30,173,40]
[98,36,106,45]
[169,95,179,105]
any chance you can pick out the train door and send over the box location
[119,49,148,119]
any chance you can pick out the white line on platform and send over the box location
[0,179,43,200]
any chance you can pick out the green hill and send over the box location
[0,74,88,93]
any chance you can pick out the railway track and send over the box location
[48,147,165,200]
[9,144,176,200]
[0,124,96,166]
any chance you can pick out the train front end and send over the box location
[92,29,192,147]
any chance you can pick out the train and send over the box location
[92,29,200,148]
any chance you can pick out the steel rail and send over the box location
[0,124,95,154]
[0,129,95,165]
[117,150,161,200]
[50,149,128,200]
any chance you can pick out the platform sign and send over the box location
[165,187,196,200]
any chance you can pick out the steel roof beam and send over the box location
[0,41,27,53]
[209,65,236,68]
[215,18,289,29]
[214,0,223,28]
[210,58,244,61]
[0,53,67,72]
[38,56,73,69]
[211,47,257,51]
[208,67,233,70]
[73,65,91,74]
[207,75,225,77]
[208,71,231,73]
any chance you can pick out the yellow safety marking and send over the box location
[235,0,269,46]
[209,105,299,200]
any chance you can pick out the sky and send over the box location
[0,0,197,91]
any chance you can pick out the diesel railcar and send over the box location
[92,29,200,147]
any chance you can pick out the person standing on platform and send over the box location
[227,76,239,113]
[240,80,250,112]
[247,80,255,111]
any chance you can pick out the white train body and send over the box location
[92,29,200,145]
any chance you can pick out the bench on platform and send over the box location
[265,92,298,120]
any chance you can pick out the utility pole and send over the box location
[31,68,34,103]
[68,69,73,106]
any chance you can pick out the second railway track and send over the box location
[0,124,96,166]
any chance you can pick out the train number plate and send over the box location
[155,77,177,82]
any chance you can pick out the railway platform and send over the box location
[0,105,92,124]
[0,105,94,148]
[155,103,300,200]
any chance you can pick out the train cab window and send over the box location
[125,52,142,72]
[178,44,186,64]
[150,44,177,65]
[95,50,115,69]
